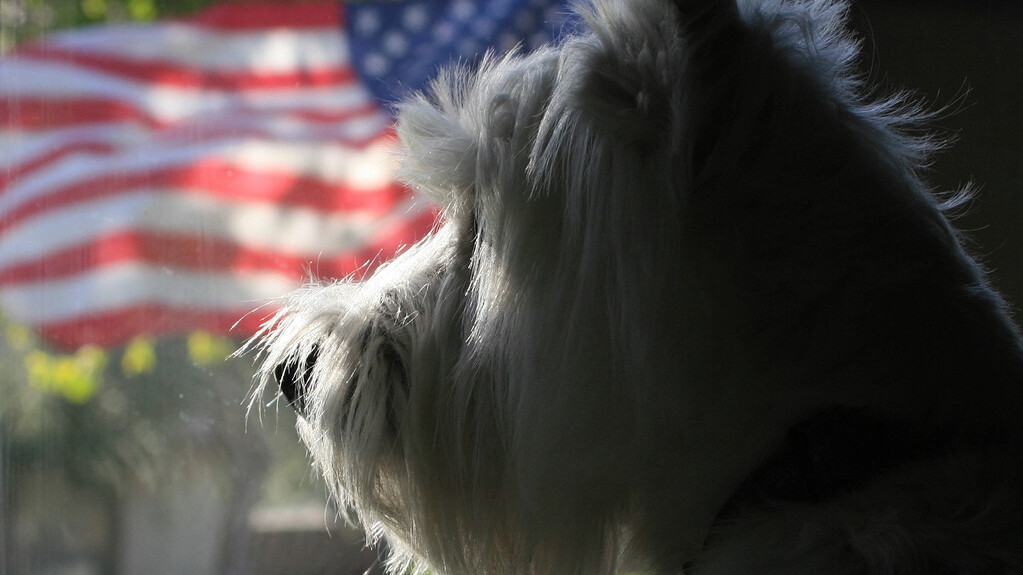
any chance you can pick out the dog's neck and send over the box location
[720,408,952,509]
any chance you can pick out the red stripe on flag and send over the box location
[183,1,344,30]
[31,212,440,350]
[0,231,314,284]
[0,141,117,190]
[2,119,392,188]
[0,95,383,132]
[1,159,411,235]
[0,209,439,286]
[0,97,160,130]
[0,1,435,350]
[16,46,357,90]
[37,305,265,349]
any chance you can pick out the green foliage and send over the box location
[0,0,219,51]
[0,321,260,493]
[0,9,338,556]
[76,0,214,23]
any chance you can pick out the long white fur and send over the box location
[248,0,1023,573]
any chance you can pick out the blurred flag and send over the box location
[0,0,571,349]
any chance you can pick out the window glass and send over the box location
[1,1,1021,574]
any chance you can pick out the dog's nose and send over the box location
[273,346,318,415]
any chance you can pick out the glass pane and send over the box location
[0,1,571,572]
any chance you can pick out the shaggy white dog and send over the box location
[249,0,1023,573]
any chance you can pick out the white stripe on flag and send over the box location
[1,58,375,119]
[0,191,432,268]
[1,137,399,216]
[0,110,393,173]
[0,1,439,348]
[41,26,351,73]
[2,264,297,324]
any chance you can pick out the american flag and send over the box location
[0,0,571,350]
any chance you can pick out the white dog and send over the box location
[249,0,1023,573]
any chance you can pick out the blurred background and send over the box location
[0,0,1020,574]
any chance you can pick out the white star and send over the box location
[433,21,456,44]
[383,31,410,57]
[451,0,476,23]
[363,52,391,77]
[402,5,430,32]
[353,8,381,36]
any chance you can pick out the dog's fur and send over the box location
[248,0,1023,573]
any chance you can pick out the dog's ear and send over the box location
[395,70,479,213]
[565,0,739,151]
[560,4,672,151]
[573,52,670,150]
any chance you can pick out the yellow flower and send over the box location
[81,0,108,20]
[187,331,235,367]
[25,346,107,403]
[127,0,158,21]
[121,337,157,377]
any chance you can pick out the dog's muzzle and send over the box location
[273,345,318,415]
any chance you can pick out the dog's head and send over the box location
[250,1,1022,573]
